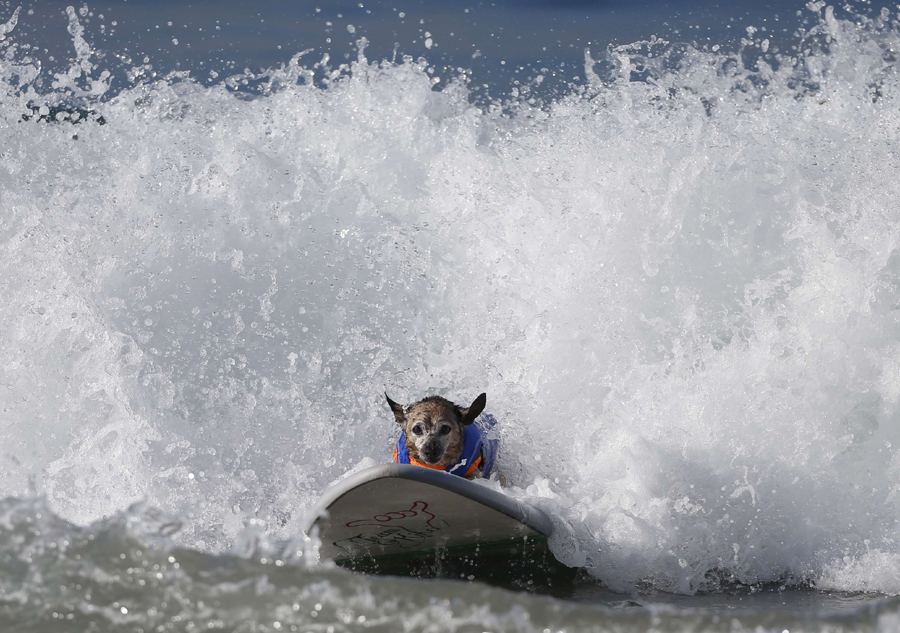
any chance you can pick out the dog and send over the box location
[386,392,498,480]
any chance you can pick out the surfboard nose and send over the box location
[305,464,555,575]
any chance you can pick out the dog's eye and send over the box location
[411,425,424,435]
[439,425,451,435]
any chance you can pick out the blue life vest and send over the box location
[394,414,499,478]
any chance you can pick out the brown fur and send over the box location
[386,393,487,478]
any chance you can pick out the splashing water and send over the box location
[2,2,900,601]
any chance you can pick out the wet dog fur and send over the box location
[386,393,487,479]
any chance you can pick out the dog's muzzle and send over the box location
[421,443,443,464]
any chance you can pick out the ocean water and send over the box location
[3,0,900,630]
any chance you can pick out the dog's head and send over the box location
[385,393,486,468]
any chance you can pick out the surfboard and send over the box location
[304,464,555,575]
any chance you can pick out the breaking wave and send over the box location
[2,1,900,598]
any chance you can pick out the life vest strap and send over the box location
[461,453,483,477]
[394,446,483,475]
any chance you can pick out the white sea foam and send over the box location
[1,3,900,595]
[820,550,900,595]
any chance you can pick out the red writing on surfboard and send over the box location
[335,501,446,551]
[345,500,436,529]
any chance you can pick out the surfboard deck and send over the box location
[305,464,557,576]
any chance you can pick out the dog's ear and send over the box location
[459,393,486,426]
[385,393,405,425]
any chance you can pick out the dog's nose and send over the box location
[422,443,442,464]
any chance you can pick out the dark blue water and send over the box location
[11,0,897,99]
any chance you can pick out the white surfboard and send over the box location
[305,464,553,569]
